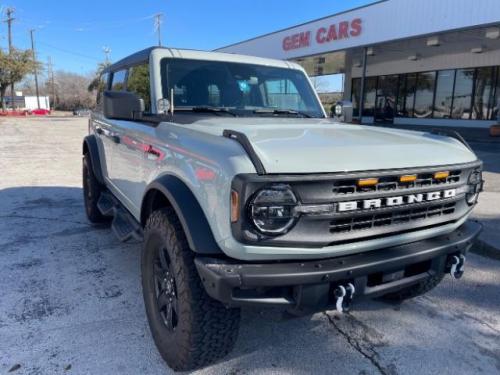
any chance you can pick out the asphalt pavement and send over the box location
[0,117,499,375]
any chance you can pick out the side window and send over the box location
[95,72,109,112]
[127,63,151,112]
[111,70,127,91]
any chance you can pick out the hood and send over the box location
[183,118,477,174]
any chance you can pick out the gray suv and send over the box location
[82,47,483,371]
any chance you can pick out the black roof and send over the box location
[104,46,168,73]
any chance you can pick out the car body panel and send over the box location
[178,118,477,173]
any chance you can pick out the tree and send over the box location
[52,70,95,111]
[88,62,110,92]
[0,48,38,110]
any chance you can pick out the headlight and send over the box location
[250,185,297,235]
[334,104,343,116]
[466,168,483,205]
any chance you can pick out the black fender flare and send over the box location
[141,175,222,255]
[82,135,104,185]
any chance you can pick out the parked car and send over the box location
[82,47,483,371]
[31,108,51,116]
[73,108,91,116]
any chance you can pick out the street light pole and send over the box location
[29,29,41,109]
[155,13,163,46]
[103,46,111,64]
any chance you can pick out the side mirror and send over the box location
[332,100,353,123]
[103,91,145,120]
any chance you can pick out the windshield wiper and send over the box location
[253,108,312,118]
[190,106,238,117]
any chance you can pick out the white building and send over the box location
[217,0,500,129]
[4,95,50,111]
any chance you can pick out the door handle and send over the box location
[145,145,161,160]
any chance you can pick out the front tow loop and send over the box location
[334,283,355,313]
[448,254,466,279]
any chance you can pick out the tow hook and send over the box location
[334,283,355,313]
[448,254,466,279]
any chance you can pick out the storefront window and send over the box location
[362,77,377,117]
[451,68,474,119]
[433,70,455,119]
[490,68,499,121]
[413,72,436,118]
[350,64,500,122]
[472,67,495,120]
[396,74,406,117]
[403,73,417,117]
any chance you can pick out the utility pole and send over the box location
[4,7,15,109]
[154,13,163,46]
[102,46,111,64]
[29,29,41,109]
[47,57,56,110]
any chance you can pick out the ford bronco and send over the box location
[82,47,483,371]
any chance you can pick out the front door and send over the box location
[374,75,398,123]
[375,95,395,123]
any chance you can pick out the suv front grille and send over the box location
[332,170,461,195]
[232,161,480,248]
[329,202,457,234]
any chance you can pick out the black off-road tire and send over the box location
[381,273,445,301]
[82,153,109,224]
[142,208,240,371]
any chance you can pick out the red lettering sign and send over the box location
[350,18,362,37]
[282,19,362,51]
[283,31,311,51]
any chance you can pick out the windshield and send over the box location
[160,58,325,118]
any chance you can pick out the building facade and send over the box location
[217,0,500,129]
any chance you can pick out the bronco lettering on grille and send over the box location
[338,189,457,212]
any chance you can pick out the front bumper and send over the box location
[195,220,482,311]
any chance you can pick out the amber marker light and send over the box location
[434,171,450,180]
[230,190,240,223]
[400,174,417,183]
[357,178,379,187]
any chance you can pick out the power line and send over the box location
[36,41,101,61]
[18,14,157,33]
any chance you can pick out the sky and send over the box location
[1,0,374,91]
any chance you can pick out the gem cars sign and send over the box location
[282,18,362,52]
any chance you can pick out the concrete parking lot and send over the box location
[0,117,499,375]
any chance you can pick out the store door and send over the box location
[375,96,395,123]
[374,75,399,123]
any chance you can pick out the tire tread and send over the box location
[143,208,240,371]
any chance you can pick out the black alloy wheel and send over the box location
[154,246,179,331]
